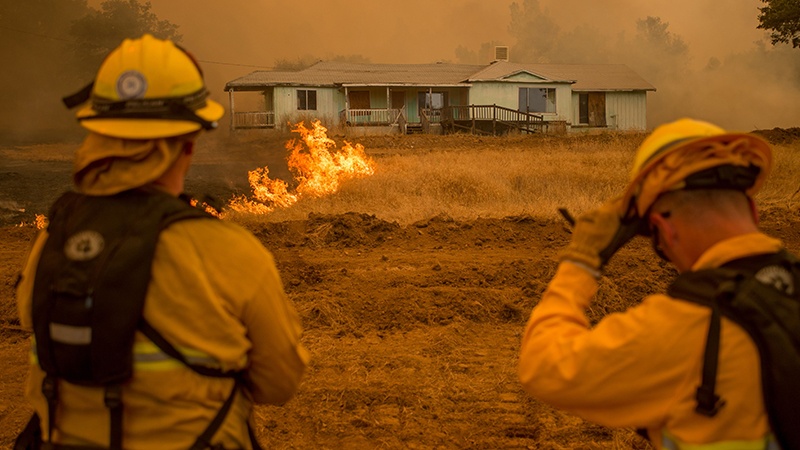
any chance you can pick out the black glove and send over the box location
[559,197,646,271]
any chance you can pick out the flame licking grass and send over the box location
[17,214,48,229]
[228,120,375,214]
[189,198,223,218]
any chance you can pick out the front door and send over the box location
[587,92,606,127]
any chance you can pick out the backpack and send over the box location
[667,250,800,450]
[15,189,260,450]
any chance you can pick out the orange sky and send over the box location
[72,0,796,130]
[144,0,768,100]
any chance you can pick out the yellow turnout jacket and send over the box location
[519,233,779,449]
[17,217,309,449]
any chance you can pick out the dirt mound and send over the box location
[752,127,800,145]
[2,134,799,449]
[4,205,800,448]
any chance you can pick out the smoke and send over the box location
[1,0,797,144]
[147,0,798,131]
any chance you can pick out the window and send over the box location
[418,92,447,122]
[349,91,370,117]
[519,87,555,113]
[579,93,589,124]
[425,92,444,109]
[297,89,317,110]
[418,92,445,110]
[349,91,370,109]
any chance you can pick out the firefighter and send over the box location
[15,34,308,449]
[518,118,784,449]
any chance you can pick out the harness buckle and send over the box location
[42,376,58,401]
[695,385,725,417]
[104,385,122,409]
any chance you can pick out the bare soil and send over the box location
[2,134,799,449]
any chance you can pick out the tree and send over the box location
[0,0,181,143]
[618,16,690,81]
[635,16,689,57]
[758,0,800,48]
[273,54,371,71]
[0,1,91,142]
[507,0,561,63]
[455,41,506,65]
[69,0,181,75]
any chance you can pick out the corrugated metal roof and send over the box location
[468,61,656,91]
[225,60,655,92]
[226,61,484,89]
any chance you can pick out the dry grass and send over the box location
[760,142,800,209]
[224,132,800,227]
[226,133,644,226]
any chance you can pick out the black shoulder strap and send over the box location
[669,272,739,417]
[668,250,800,449]
[189,378,241,450]
[138,320,238,378]
[139,320,260,449]
[33,189,225,449]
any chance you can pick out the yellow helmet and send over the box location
[621,118,772,218]
[65,34,224,139]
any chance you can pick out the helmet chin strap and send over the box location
[63,84,218,131]
[644,208,670,262]
[62,82,94,109]
[650,227,670,262]
[77,105,217,131]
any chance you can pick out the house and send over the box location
[223,60,655,135]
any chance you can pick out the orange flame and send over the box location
[228,120,375,214]
[189,198,223,218]
[18,214,48,229]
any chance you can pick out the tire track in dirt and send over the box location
[248,214,652,448]
[2,207,798,448]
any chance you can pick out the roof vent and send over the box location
[495,46,509,62]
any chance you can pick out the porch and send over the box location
[443,105,546,135]
[338,104,549,135]
[231,111,275,129]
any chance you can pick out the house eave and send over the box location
[339,83,472,88]
[572,88,657,92]
[468,78,575,84]
[225,82,337,91]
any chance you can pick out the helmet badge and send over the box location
[64,230,105,261]
[755,265,795,296]
[116,70,148,99]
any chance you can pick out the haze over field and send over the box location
[1,0,798,140]
[147,0,766,71]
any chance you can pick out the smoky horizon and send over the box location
[1,0,798,143]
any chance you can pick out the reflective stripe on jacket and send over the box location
[662,431,780,450]
[17,217,309,449]
[29,339,226,371]
[518,232,780,449]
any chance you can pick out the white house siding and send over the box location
[605,91,647,131]
[469,81,572,123]
[569,91,647,131]
[273,86,340,130]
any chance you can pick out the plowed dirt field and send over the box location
[2,132,799,449]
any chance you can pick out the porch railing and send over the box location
[337,105,547,134]
[233,111,275,129]
[421,108,443,124]
[446,105,543,124]
[443,105,544,134]
[340,108,402,125]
